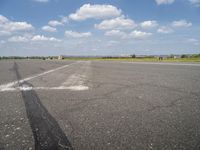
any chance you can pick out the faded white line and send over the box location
[0,85,89,92]
[122,62,200,66]
[0,62,78,92]
[61,61,91,90]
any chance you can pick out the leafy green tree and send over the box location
[131,54,136,58]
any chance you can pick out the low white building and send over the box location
[58,55,64,60]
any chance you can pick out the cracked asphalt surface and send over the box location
[0,60,200,150]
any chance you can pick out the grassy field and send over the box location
[64,57,200,62]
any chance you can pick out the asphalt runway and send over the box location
[0,60,200,150]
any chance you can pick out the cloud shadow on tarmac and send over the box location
[13,62,73,150]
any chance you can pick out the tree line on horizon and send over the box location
[0,54,200,60]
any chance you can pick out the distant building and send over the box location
[58,55,64,60]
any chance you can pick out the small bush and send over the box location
[181,54,188,58]
[131,54,136,58]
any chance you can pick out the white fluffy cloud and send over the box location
[95,16,136,30]
[107,40,119,46]
[0,15,61,43]
[48,20,63,27]
[129,30,152,39]
[6,22,33,31]
[105,30,127,39]
[157,26,174,34]
[8,36,29,42]
[0,31,11,36]
[155,0,175,5]
[7,35,61,42]
[69,4,121,21]
[189,0,200,6]
[0,15,9,24]
[188,38,198,42]
[188,38,199,45]
[156,0,200,6]
[42,26,57,32]
[65,30,92,38]
[0,15,33,33]
[140,20,158,29]
[31,35,61,42]
[171,20,192,28]
[104,30,152,40]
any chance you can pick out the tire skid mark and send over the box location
[13,62,73,150]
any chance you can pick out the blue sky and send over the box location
[0,0,200,56]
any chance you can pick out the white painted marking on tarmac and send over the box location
[19,86,33,91]
[0,87,16,92]
[33,85,88,91]
[0,62,78,92]
[61,61,90,91]
[122,62,200,66]
[0,61,91,92]
[0,85,89,92]
[62,74,85,87]
[66,85,89,91]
